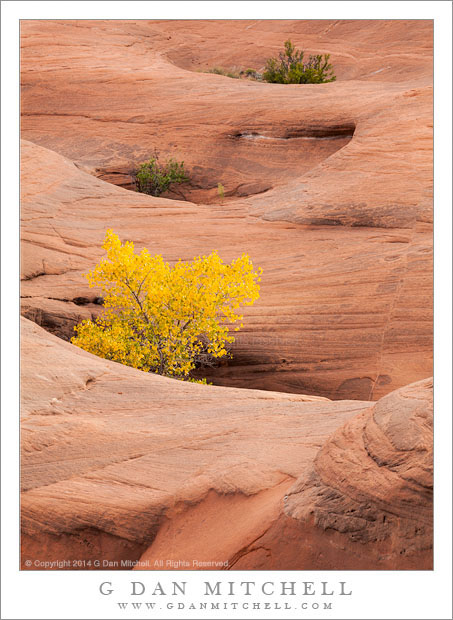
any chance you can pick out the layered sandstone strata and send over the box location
[20,19,432,400]
[21,319,432,570]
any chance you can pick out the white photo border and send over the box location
[2,2,451,619]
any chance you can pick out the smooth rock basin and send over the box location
[92,124,355,203]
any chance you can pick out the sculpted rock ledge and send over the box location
[21,319,432,570]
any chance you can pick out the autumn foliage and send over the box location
[72,231,261,381]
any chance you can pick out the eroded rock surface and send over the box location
[21,319,432,570]
[20,19,433,572]
[21,317,355,568]
[228,378,433,570]
[20,20,432,400]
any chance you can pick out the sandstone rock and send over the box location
[20,318,432,570]
[20,19,432,399]
[19,134,433,400]
[21,317,349,569]
[19,16,434,575]
[20,296,103,342]
[227,378,433,570]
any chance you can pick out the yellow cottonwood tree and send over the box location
[72,230,262,381]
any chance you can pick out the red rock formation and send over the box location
[20,20,432,400]
[19,19,433,572]
[228,378,433,570]
[21,317,349,568]
[21,319,432,570]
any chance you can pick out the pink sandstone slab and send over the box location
[21,319,432,570]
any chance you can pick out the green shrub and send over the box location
[135,154,189,197]
[263,39,336,84]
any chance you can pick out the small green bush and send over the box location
[263,39,336,84]
[135,154,189,197]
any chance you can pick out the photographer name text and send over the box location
[99,580,351,612]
